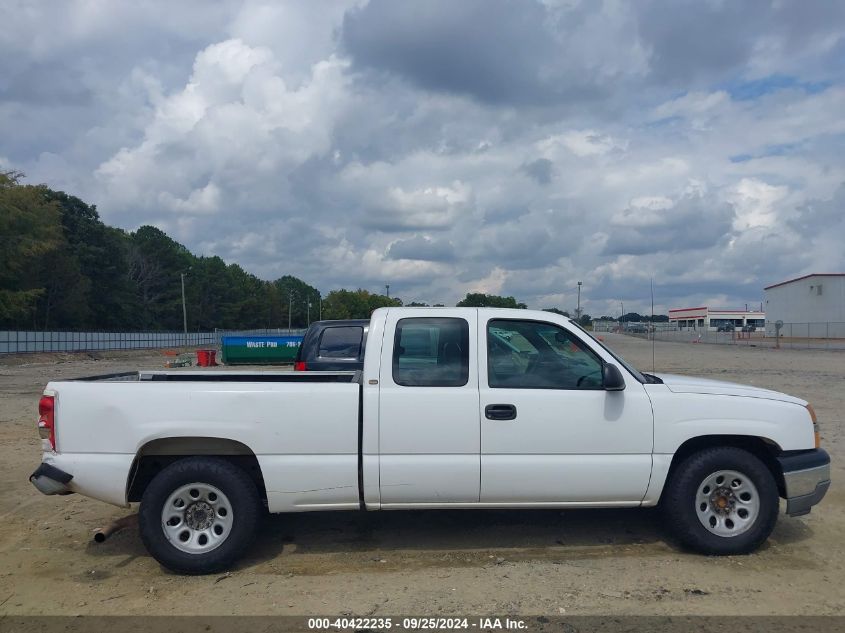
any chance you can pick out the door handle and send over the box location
[485,404,517,420]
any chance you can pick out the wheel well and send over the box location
[127,437,267,504]
[665,435,786,498]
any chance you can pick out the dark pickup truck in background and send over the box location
[294,319,369,371]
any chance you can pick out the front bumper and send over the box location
[778,448,831,517]
[30,462,73,496]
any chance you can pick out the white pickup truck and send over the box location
[30,307,830,574]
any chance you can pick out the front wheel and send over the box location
[139,456,260,574]
[662,447,779,555]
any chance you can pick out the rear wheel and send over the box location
[662,447,779,555]
[139,456,260,574]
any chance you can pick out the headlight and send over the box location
[806,404,821,448]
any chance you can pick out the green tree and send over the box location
[184,256,230,330]
[456,292,527,309]
[33,248,91,329]
[127,226,193,329]
[223,264,274,329]
[323,289,401,320]
[543,307,571,317]
[273,275,322,328]
[0,171,63,326]
[43,190,135,328]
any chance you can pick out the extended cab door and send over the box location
[377,309,480,505]
[479,313,653,504]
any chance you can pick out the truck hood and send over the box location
[653,373,806,406]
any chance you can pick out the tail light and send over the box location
[38,395,56,451]
[294,361,306,371]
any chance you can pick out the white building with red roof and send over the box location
[668,306,765,331]
[764,274,845,325]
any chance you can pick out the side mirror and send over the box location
[602,363,626,391]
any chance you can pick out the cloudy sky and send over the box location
[2,0,844,315]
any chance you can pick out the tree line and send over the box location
[0,171,395,331]
[1,171,608,331]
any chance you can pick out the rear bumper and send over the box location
[30,462,73,496]
[778,449,830,517]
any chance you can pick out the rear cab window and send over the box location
[392,317,469,387]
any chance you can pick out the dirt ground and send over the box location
[0,335,842,617]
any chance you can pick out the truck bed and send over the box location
[44,370,363,512]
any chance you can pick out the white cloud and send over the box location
[159,182,222,215]
[538,130,626,157]
[729,178,788,231]
[380,181,472,229]
[94,38,350,218]
[653,90,730,121]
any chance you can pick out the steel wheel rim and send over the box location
[695,469,760,537]
[161,482,233,554]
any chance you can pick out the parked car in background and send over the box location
[742,324,757,333]
[294,319,368,371]
[717,324,734,332]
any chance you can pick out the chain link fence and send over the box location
[607,321,845,350]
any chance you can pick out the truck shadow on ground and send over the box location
[83,506,815,575]
[236,506,815,574]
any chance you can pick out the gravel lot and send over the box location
[0,334,842,616]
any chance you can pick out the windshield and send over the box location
[568,320,648,384]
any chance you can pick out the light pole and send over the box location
[576,281,582,322]
[318,294,322,320]
[288,291,295,332]
[385,284,390,299]
[307,300,311,326]
[620,301,625,329]
[180,271,188,345]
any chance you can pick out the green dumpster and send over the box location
[221,335,302,365]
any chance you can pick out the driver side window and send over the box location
[487,319,603,389]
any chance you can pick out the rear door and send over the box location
[479,314,653,504]
[377,309,480,505]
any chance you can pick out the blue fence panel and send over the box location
[0,331,217,355]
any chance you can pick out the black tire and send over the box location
[662,447,779,555]
[139,456,260,574]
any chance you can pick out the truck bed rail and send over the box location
[67,371,362,383]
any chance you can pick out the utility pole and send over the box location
[307,300,311,326]
[576,281,582,321]
[620,301,625,328]
[180,272,188,345]
[288,291,294,332]
[318,295,322,321]
[385,284,390,299]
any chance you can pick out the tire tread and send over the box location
[139,456,260,574]
[663,446,779,555]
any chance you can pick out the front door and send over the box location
[479,315,653,504]
[378,310,480,505]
